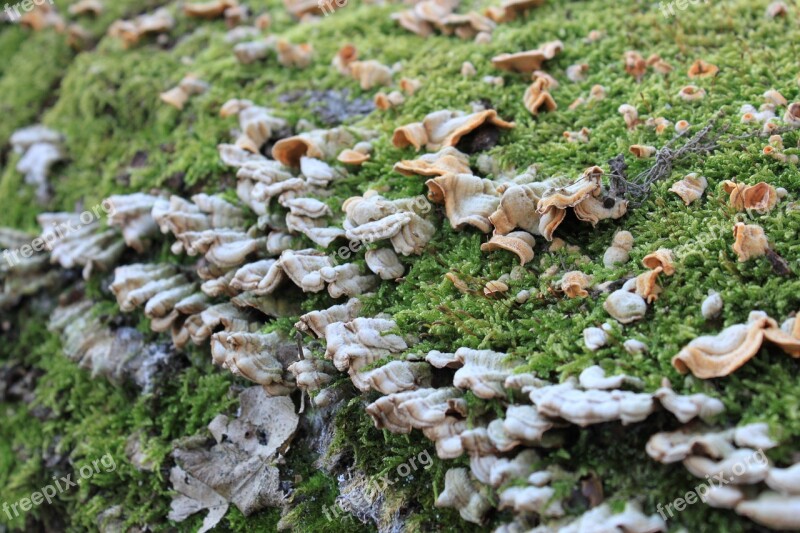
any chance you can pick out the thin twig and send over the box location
[609,116,731,206]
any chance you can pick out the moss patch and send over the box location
[1,0,799,530]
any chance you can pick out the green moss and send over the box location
[1,0,800,530]
[0,30,73,147]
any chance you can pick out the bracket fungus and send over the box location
[604,289,648,324]
[488,404,554,451]
[669,173,708,205]
[523,77,557,115]
[688,59,719,78]
[153,194,246,250]
[365,248,405,280]
[644,422,800,530]
[629,144,656,159]
[624,339,648,354]
[348,60,394,90]
[287,358,336,403]
[566,63,589,82]
[460,61,477,77]
[332,43,358,75]
[10,125,65,204]
[537,166,603,212]
[108,8,174,47]
[284,0,324,18]
[784,102,800,126]
[563,127,590,143]
[175,228,268,269]
[321,263,379,298]
[184,0,239,19]
[337,147,371,166]
[646,423,776,465]
[579,365,644,390]
[527,380,655,426]
[272,126,361,167]
[295,298,362,338]
[557,271,592,298]
[737,492,800,530]
[183,303,254,347]
[438,12,496,40]
[732,222,770,262]
[489,167,626,240]
[634,268,664,303]
[426,348,521,399]
[68,0,103,16]
[638,249,674,277]
[299,156,340,187]
[645,116,672,135]
[235,161,305,215]
[522,376,721,427]
[374,90,405,111]
[618,104,639,129]
[210,331,302,395]
[536,166,628,236]
[484,0,546,22]
[491,40,563,73]
[263,249,376,298]
[426,173,501,232]
[498,480,564,518]
[399,77,422,95]
[106,193,163,253]
[390,1,442,38]
[394,147,471,177]
[569,84,606,109]
[435,468,492,524]
[583,328,608,351]
[393,0,494,40]
[480,231,536,265]
[275,39,313,68]
[324,317,408,376]
[0,229,60,309]
[542,502,666,532]
[392,109,514,152]
[722,181,779,212]
[678,85,706,101]
[489,182,564,240]
[352,360,432,394]
[365,385,464,434]
[221,100,287,153]
[672,311,800,378]
[233,39,274,64]
[110,263,186,313]
[343,191,435,255]
[283,197,346,247]
[38,214,125,279]
[623,50,647,80]
[603,230,634,267]
[702,291,724,319]
[646,54,673,74]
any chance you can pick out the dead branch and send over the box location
[609,116,799,207]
